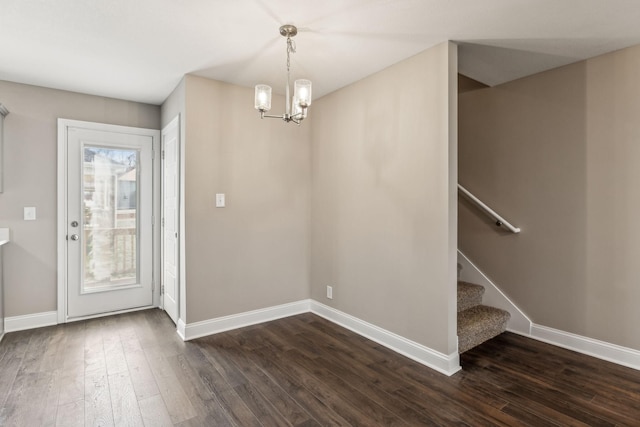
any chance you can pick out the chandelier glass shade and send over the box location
[254,25,312,124]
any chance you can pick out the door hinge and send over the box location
[161,284,165,294]
[161,217,165,227]
[161,150,165,160]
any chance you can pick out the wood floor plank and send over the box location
[140,309,186,356]
[61,325,85,375]
[307,347,454,425]
[84,338,107,378]
[121,334,143,355]
[205,334,319,426]
[231,381,292,427]
[85,372,114,427]
[104,335,128,376]
[284,347,408,426]
[182,342,262,427]
[479,364,617,426]
[165,352,237,425]
[39,326,66,373]
[20,327,53,373]
[138,394,174,427]
[588,393,640,426]
[251,343,385,426]
[499,402,561,427]
[123,349,160,401]
[348,345,513,425]
[144,345,198,424]
[108,371,144,426]
[2,370,50,426]
[0,332,32,408]
[40,368,64,427]
[2,309,640,426]
[308,318,391,354]
[238,342,352,426]
[56,399,84,427]
[58,371,85,407]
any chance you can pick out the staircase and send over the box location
[457,281,511,353]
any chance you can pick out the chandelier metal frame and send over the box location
[254,25,312,125]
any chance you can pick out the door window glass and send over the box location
[82,146,139,291]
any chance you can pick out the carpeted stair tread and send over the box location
[457,281,485,312]
[458,305,510,353]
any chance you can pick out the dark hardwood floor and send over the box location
[0,309,638,426]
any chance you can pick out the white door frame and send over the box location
[161,115,180,324]
[57,119,161,323]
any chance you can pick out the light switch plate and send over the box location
[24,206,36,220]
[216,193,225,208]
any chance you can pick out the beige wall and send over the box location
[182,75,311,323]
[161,77,185,128]
[311,42,458,354]
[0,80,159,317]
[458,74,488,94]
[459,44,640,350]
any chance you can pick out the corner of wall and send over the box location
[447,40,460,355]
[310,300,461,376]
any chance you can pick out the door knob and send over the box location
[70,234,79,241]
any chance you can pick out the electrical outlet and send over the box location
[326,285,333,299]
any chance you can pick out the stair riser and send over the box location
[458,294,483,312]
[457,304,511,353]
[457,281,485,312]
[458,320,508,353]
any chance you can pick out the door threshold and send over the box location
[64,305,157,323]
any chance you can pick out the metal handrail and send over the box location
[458,184,521,234]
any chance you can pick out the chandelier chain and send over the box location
[286,37,296,75]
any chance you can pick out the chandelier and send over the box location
[254,25,312,125]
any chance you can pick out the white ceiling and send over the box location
[1,0,640,105]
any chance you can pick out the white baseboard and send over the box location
[458,250,532,335]
[182,300,312,341]
[5,311,58,332]
[310,301,461,376]
[7,304,637,373]
[530,324,640,371]
[177,318,186,340]
[178,299,459,376]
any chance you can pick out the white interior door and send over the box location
[161,117,179,324]
[65,124,155,318]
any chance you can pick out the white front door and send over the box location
[161,116,179,324]
[62,121,157,319]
